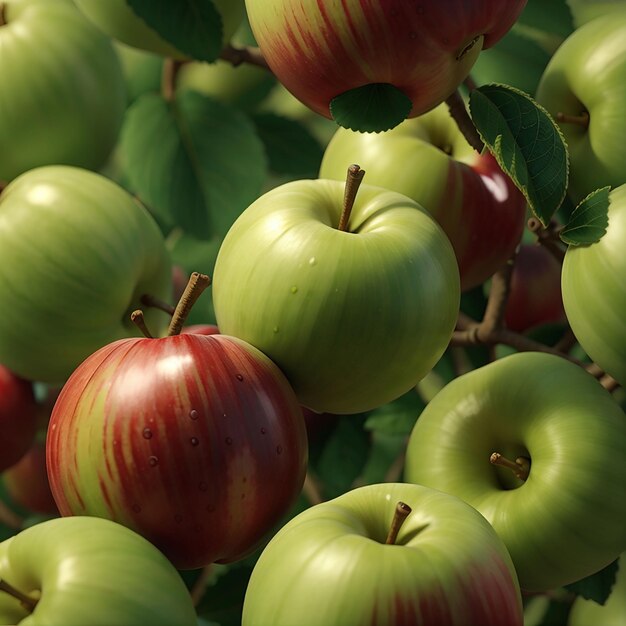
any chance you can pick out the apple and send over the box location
[0,0,126,183]
[319,102,527,291]
[3,438,58,516]
[568,553,626,626]
[535,10,626,202]
[567,0,626,28]
[242,482,523,626]
[212,175,460,415]
[46,279,308,569]
[404,351,626,592]
[561,184,626,386]
[245,0,527,132]
[504,244,565,333]
[0,516,197,625]
[74,0,246,59]
[0,166,172,385]
[182,323,221,336]
[0,365,38,473]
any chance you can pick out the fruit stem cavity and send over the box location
[490,452,530,482]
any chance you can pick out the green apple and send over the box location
[535,10,626,202]
[0,166,172,384]
[567,0,626,27]
[319,103,527,291]
[243,482,523,626]
[404,351,626,591]
[0,0,126,183]
[74,0,245,59]
[114,42,163,104]
[0,516,197,625]
[561,185,626,386]
[568,553,626,626]
[212,177,460,415]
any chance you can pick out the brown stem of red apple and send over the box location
[0,579,38,612]
[219,44,270,71]
[161,59,186,102]
[556,111,589,129]
[130,310,154,339]
[140,294,176,316]
[167,272,211,336]
[338,164,365,232]
[490,452,530,482]
[385,501,412,545]
[445,89,484,153]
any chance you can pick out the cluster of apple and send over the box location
[1,0,626,625]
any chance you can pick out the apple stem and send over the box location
[338,164,365,232]
[0,4,6,27]
[385,501,412,545]
[140,293,176,316]
[130,309,154,338]
[490,452,530,482]
[161,58,186,102]
[219,44,271,71]
[0,579,38,612]
[556,111,590,129]
[168,272,211,336]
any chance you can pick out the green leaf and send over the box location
[364,390,424,437]
[517,0,575,40]
[121,91,267,239]
[126,0,223,62]
[250,113,324,178]
[560,186,610,246]
[358,432,407,485]
[565,558,620,605]
[469,84,569,227]
[196,564,253,626]
[330,83,412,133]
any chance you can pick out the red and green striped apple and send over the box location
[46,325,308,569]
[245,0,527,131]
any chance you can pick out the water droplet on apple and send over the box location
[189,409,199,420]
[132,504,141,513]
[276,445,283,455]
[273,326,279,333]
[174,514,183,523]
[236,374,244,381]
[148,455,159,467]
[309,257,317,266]
[199,482,208,492]
[260,428,267,435]
[190,437,200,446]
[225,437,233,445]
[290,285,298,294]
[142,427,153,439]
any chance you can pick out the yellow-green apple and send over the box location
[0,166,172,384]
[0,516,197,625]
[74,0,245,59]
[245,0,527,132]
[319,103,527,291]
[46,297,308,569]
[562,184,626,386]
[535,10,626,202]
[0,365,38,472]
[242,483,523,626]
[504,244,565,332]
[567,0,626,27]
[0,0,126,182]
[212,176,460,415]
[404,351,626,591]
[568,553,626,626]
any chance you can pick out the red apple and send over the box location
[182,324,220,336]
[0,364,38,472]
[504,244,565,333]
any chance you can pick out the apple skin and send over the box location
[74,0,245,59]
[182,323,221,336]
[243,482,523,626]
[0,366,38,473]
[0,0,126,183]
[212,179,460,415]
[319,103,527,291]
[535,10,626,202]
[46,333,308,570]
[245,0,526,125]
[0,516,197,625]
[567,0,626,28]
[562,184,626,386]
[404,351,626,592]
[0,166,172,385]
[504,244,565,333]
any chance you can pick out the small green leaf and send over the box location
[120,91,267,239]
[330,83,412,133]
[565,558,620,605]
[469,84,569,226]
[560,186,610,246]
[127,0,223,62]
[364,390,424,437]
[251,113,325,177]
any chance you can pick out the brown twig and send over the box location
[161,59,186,101]
[219,44,270,70]
[0,4,6,27]
[189,565,213,607]
[527,218,566,262]
[140,294,176,316]
[302,472,324,506]
[445,89,484,153]
[481,253,517,336]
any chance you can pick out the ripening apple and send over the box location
[0,0,126,182]
[245,0,527,132]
